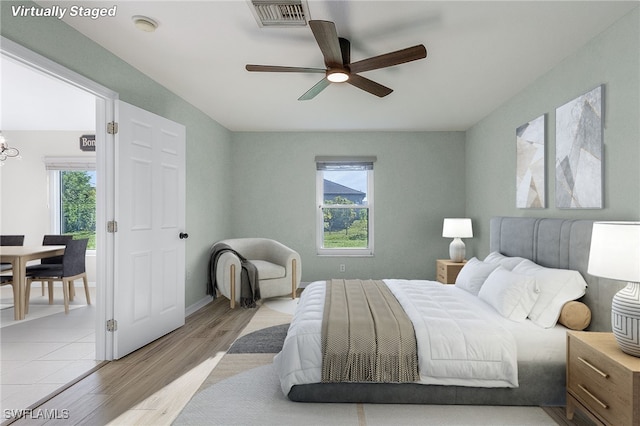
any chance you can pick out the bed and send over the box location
[274,217,603,405]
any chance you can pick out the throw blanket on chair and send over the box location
[208,243,260,308]
[321,279,419,383]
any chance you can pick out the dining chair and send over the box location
[0,235,25,272]
[27,235,73,295]
[25,238,90,314]
[42,234,73,262]
[0,235,25,245]
[0,275,17,312]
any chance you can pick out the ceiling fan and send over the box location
[246,20,427,101]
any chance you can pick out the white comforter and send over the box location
[274,280,519,395]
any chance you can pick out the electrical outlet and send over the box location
[339,264,346,272]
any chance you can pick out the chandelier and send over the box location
[0,132,20,164]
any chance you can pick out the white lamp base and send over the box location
[612,282,640,357]
[449,238,466,263]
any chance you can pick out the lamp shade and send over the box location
[588,222,640,283]
[442,218,473,238]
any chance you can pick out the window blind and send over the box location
[43,156,96,171]
[315,156,376,171]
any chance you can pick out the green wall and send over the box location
[2,2,638,305]
[230,131,466,282]
[1,1,234,307]
[465,7,640,257]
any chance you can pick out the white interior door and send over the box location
[114,100,186,359]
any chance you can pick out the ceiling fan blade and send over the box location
[339,37,351,66]
[349,45,427,74]
[309,20,343,68]
[298,78,331,101]
[246,64,326,73]
[347,74,393,98]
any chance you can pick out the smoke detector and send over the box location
[132,15,158,32]
[248,0,309,27]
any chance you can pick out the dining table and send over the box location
[0,245,66,320]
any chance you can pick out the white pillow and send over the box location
[454,257,500,295]
[512,259,588,328]
[483,251,527,271]
[478,267,539,322]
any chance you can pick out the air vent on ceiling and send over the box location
[248,0,309,27]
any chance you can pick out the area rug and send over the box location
[174,298,559,426]
[0,293,86,328]
[173,363,557,426]
[227,324,289,354]
[1,304,86,328]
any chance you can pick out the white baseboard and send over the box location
[184,285,310,317]
[186,295,214,317]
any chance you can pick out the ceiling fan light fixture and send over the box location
[132,15,158,32]
[327,70,349,83]
[246,20,426,100]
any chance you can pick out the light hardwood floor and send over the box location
[5,296,256,425]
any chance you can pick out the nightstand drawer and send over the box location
[435,259,465,284]
[567,333,636,426]
[436,262,447,282]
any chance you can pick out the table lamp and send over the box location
[588,221,640,357]
[442,218,473,263]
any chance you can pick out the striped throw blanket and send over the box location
[321,279,419,383]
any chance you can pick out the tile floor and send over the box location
[0,286,99,412]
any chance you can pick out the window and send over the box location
[316,156,375,256]
[45,157,97,250]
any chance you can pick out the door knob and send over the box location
[179,232,189,239]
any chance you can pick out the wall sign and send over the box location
[79,134,95,152]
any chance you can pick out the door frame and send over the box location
[1,37,118,360]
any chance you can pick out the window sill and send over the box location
[317,252,374,258]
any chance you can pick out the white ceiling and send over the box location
[6,1,638,132]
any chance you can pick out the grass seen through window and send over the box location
[323,207,368,248]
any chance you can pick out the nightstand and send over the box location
[436,259,466,284]
[566,331,640,426]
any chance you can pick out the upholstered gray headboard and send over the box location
[489,217,624,331]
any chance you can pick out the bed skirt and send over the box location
[287,360,566,406]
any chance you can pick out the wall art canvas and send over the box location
[555,85,603,209]
[516,115,546,208]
